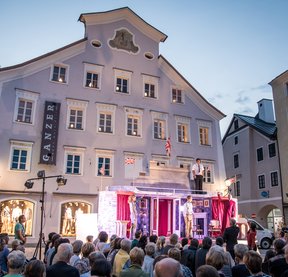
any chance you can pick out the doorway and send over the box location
[158,199,173,236]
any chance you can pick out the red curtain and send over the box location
[117,194,130,220]
[158,199,169,236]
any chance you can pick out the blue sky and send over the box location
[1,0,287,135]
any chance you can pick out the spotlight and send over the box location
[24,180,34,189]
[56,176,67,186]
[37,170,45,178]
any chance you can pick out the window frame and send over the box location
[258,174,265,189]
[83,63,103,90]
[95,149,115,177]
[197,120,212,146]
[64,146,85,176]
[151,111,168,141]
[233,154,239,168]
[13,89,39,125]
[175,116,190,143]
[66,99,88,131]
[268,143,276,158]
[9,140,33,172]
[235,180,240,196]
[114,69,132,95]
[142,74,159,99]
[234,119,239,130]
[202,162,214,183]
[96,103,116,135]
[171,87,184,104]
[256,147,264,162]
[50,63,69,84]
[151,154,170,167]
[125,107,143,138]
[234,136,238,145]
[270,171,279,187]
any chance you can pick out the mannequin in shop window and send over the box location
[128,194,138,240]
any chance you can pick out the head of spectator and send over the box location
[263,249,276,262]
[196,265,220,277]
[145,242,156,257]
[273,238,286,254]
[90,258,112,277]
[23,259,46,277]
[110,234,117,243]
[154,257,183,277]
[16,244,26,253]
[149,235,158,244]
[215,237,224,247]
[121,239,131,253]
[0,233,9,245]
[86,235,93,243]
[98,231,109,243]
[190,238,199,249]
[72,240,83,256]
[88,251,106,267]
[82,242,96,258]
[169,233,179,246]
[7,250,26,275]
[134,230,142,240]
[54,237,70,254]
[55,243,73,263]
[168,247,181,262]
[51,233,61,248]
[153,255,168,269]
[137,235,148,251]
[181,237,189,248]
[205,245,226,271]
[156,236,166,250]
[234,244,249,264]
[230,218,237,227]
[130,247,145,266]
[243,250,263,275]
[11,239,21,251]
[201,237,212,250]
[110,237,122,251]
[48,232,57,242]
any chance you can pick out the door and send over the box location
[158,199,173,236]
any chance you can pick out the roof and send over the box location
[222,113,277,143]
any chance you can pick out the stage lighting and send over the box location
[24,180,34,189]
[37,170,45,178]
[56,176,67,186]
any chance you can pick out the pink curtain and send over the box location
[158,199,169,236]
[117,194,130,220]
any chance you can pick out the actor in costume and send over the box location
[192,158,204,191]
[183,195,194,238]
[128,194,138,240]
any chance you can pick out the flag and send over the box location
[165,137,171,156]
[99,165,105,176]
[125,157,135,165]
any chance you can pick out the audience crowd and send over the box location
[1,227,288,277]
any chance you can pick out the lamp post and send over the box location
[24,171,67,260]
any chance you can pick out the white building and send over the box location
[0,7,226,241]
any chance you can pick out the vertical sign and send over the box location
[39,101,61,165]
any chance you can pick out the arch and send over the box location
[257,204,282,231]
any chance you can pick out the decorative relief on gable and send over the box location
[108,28,140,54]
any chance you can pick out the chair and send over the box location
[208,220,221,238]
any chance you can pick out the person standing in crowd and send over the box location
[195,237,212,271]
[243,251,269,277]
[247,222,257,251]
[0,233,9,276]
[112,239,131,277]
[154,257,183,277]
[181,238,199,277]
[192,158,204,191]
[128,194,138,240]
[223,218,239,260]
[131,230,142,249]
[23,259,46,277]
[5,250,26,277]
[183,195,194,238]
[232,244,250,277]
[14,215,26,245]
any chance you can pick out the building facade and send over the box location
[222,99,282,230]
[0,7,226,242]
[270,70,288,224]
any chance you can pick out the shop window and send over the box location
[60,201,91,236]
[0,199,34,236]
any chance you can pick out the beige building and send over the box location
[270,70,288,223]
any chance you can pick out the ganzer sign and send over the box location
[39,101,61,165]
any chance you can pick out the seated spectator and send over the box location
[6,250,26,277]
[23,259,46,277]
[163,234,179,255]
[120,247,148,277]
[154,257,183,277]
[112,239,131,277]
[181,238,199,277]
[168,247,192,277]
[243,251,269,277]
[46,243,79,277]
[142,242,156,277]
[155,236,166,257]
[195,237,212,271]
[90,259,112,277]
[74,242,95,277]
[131,230,142,249]
[205,245,226,277]
[268,238,288,276]
[196,265,220,277]
[70,240,84,266]
[261,249,275,275]
[232,244,250,277]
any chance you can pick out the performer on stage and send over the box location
[192,158,204,191]
[128,194,137,240]
[14,214,26,245]
[183,195,194,238]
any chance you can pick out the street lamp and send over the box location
[24,170,67,260]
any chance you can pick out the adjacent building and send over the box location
[270,70,288,224]
[222,99,282,230]
[0,7,226,241]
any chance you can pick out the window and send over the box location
[268,143,276,158]
[64,146,85,175]
[125,107,143,137]
[9,140,33,172]
[203,163,214,183]
[151,111,168,140]
[258,174,265,189]
[234,136,238,145]
[114,68,132,94]
[176,116,190,143]
[95,149,115,177]
[96,103,116,134]
[257,147,263,162]
[51,64,68,83]
[234,119,239,130]
[66,99,88,131]
[234,154,239,168]
[124,152,144,179]
[235,180,240,196]
[172,88,183,103]
[197,120,212,146]
[14,89,39,125]
[151,155,169,167]
[143,74,159,99]
[83,63,103,90]
[271,171,278,187]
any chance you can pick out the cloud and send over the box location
[250,84,271,93]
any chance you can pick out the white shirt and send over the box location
[183,201,194,217]
[192,163,204,175]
